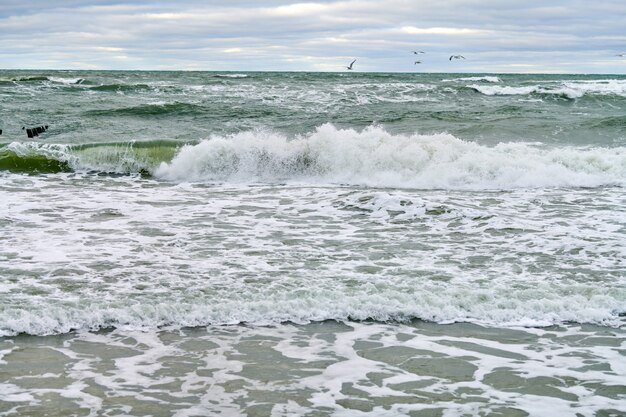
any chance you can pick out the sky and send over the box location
[1,0,625,73]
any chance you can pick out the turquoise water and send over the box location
[0,71,625,416]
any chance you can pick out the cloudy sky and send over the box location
[1,0,625,73]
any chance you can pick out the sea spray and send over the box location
[155,124,626,189]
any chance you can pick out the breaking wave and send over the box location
[0,75,85,84]
[155,124,626,189]
[444,76,501,83]
[469,79,626,99]
[89,83,153,92]
[2,124,625,189]
[0,141,179,175]
[1,285,623,336]
[214,73,249,78]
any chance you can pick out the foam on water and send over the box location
[1,284,622,337]
[6,125,625,188]
[155,124,626,189]
[562,79,626,97]
[469,79,626,98]
[214,73,249,78]
[5,142,75,163]
[4,71,625,151]
[1,322,624,416]
[48,76,85,85]
[444,76,501,83]
[2,70,624,416]
[1,173,624,336]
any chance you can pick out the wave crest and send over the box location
[1,141,178,174]
[156,124,626,189]
[445,76,501,83]
[1,284,623,336]
[3,125,625,189]
[86,102,206,117]
[469,79,626,99]
[215,73,249,78]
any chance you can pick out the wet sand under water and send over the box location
[1,320,624,416]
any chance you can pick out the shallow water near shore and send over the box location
[1,321,625,416]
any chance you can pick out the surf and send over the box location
[2,124,625,189]
[156,124,626,189]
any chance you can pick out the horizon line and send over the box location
[1,68,625,76]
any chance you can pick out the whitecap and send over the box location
[444,76,501,83]
[155,124,626,189]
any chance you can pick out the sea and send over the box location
[0,70,625,416]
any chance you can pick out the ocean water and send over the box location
[0,71,625,416]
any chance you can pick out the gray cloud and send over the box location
[0,0,625,72]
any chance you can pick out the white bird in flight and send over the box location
[346,59,356,70]
[617,53,626,57]
[412,51,425,54]
[449,55,465,61]
[414,61,422,64]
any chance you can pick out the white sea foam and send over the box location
[469,84,538,96]
[0,171,624,336]
[444,76,501,83]
[173,81,436,110]
[155,124,626,189]
[7,141,76,163]
[561,79,626,97]
[1,285,623,337]
[48,76,85,85]
[470,79,626,98]
[2,322,624,416]
[11,123,625,190]
[215,73,249,78]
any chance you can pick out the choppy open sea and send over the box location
[0,70,625,416]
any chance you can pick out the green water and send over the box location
[1,70,624,416]
[1,71,625,148]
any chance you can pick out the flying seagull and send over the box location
[414,61,422,64]
[449,55,465,61]
[412,51,425,54]
[346,59,356,70]
[617,53,626,57]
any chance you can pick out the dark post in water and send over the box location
[23,125,49,138]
